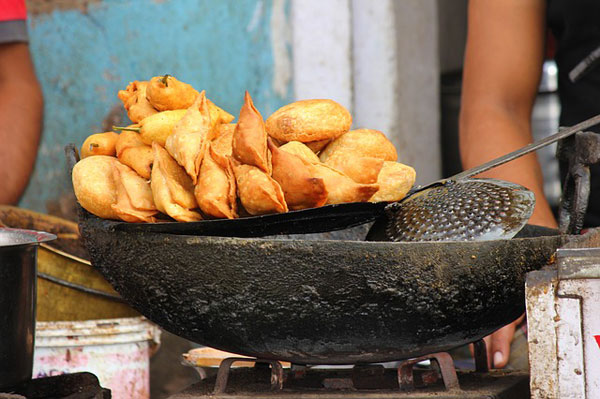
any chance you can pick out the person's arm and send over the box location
[460,0,554,369]
[0,42,43,204]
[460,0,555,228]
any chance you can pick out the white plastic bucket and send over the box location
[33,317,161,399]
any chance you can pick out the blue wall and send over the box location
[21,0,292,212]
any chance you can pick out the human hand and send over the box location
[471,313,525,369]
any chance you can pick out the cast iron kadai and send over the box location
[77,209,595,365]
[67,139,596,365]
[73,113,600,240]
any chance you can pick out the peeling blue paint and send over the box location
[21,0,292,212]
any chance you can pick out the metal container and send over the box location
[0,206,138,321]
[526,232,600,399]
[0,228,55,389]
[33,317,160,399]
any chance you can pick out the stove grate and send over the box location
[170,342,528,399]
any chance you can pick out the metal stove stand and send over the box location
[170,343,529,399]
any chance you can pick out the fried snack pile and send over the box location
[73,74,416,223]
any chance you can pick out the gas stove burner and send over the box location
[170,347,529,398]
[0,372,110,399]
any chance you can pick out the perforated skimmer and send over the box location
[384,179,534,242]
[383,113,600,242]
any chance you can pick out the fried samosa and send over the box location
[269,140,327,210]
[324,156,384,184]
[165,91,212,184]
[215,122,236,138]
[232,161,288,215]
[72,156,120,220]
[320,129,398,162]
[211,124,235,158]
[369,161,416,203]
[81,132,119,158]
[111,162,157,223]
[118,81,158,123]
[278,141,320,164]
[207,99,235,132]
[151,143,202,222]
[307,162,379,205]
[146,75,199,111]
[232,91,271,174]
[116,130,153,179]
[194,144,237,219]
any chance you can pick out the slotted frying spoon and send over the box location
[379,178,535,242]
[380,113,600,242]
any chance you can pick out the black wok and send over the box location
[78,212,578,365]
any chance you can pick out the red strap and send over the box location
[0,0,27,21]
[595,335,600,349]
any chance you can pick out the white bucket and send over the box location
[33,317,161,399]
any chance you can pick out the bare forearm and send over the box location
[460,0,555,228]
[0,44,43,205]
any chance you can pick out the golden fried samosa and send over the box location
[146,75,199,111]
[320,129,398,162]
[207,99,235,132]
[269,140,327,210]
[72,156,120,220]
[111,162,157,223]
[307,163,379,205]
[279,141,322,164]
[211,125,234,158]
[215,123,236,138]
[369,161,416,203]
[116,130,153,179]
[151,143,202,222]
[232,91,271,174]
[194,144,237,219]
[325,156,384,184]
[232,161,288,215]
[118,81,158,123]
[165,91,212,184]
[81,132,119,158]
